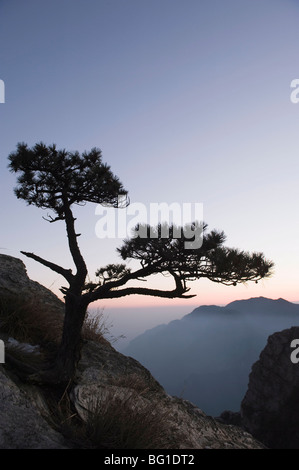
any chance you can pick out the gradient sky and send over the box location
[1,0,299,342]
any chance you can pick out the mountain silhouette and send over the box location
[122,297,299,416]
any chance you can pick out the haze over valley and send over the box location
[122,297,299,416]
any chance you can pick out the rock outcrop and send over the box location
[0,254,64,316]
[0,365,69,449]
[71,340,264,449]
[240,326,299,449]
[0,254,64,345]
[0,338,265,449]
[0,254,265,449]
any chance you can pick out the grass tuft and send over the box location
[82,389,172,449]
[0,295,111,348]
[0,294,63,345]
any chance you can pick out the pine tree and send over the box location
[8,142,274,384]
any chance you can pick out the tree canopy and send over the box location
[9,142,128,222]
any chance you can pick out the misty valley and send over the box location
[123,297,299,417]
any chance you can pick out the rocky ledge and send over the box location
[0,340,265,449]
[0,254,264,449]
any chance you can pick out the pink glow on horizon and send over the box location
[92,287,299,310]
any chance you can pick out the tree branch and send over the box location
[20,251,74,284]
[84,263,161,303]
[99,286,196,299]
[82,262,194,304]
[42,213,65,223]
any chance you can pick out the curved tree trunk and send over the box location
[53,293,88,383]
[50,198,89,384]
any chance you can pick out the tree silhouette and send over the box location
[8,142,274,384]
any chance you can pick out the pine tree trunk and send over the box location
[52,293,88,384]
[50,200,89,384]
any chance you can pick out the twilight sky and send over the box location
[1,0,299,342]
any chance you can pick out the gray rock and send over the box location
[0,365,69,449]
[0,337,264,449]
[241,326,299,448]
[0,254,64,316]
[71,340,265,449]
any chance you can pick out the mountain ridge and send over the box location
[184,296,299,320]
[123,296,299,416]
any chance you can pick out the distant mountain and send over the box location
[122,297,299,416]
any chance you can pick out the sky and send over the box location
[1,0,299,344]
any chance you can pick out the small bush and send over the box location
[84,391,172,449]
[0,296,110,348]
[0,294,63,345]
[82,308,124,345]
[41,385,88,448]
[81,309,110,344]
[41,381,172,449]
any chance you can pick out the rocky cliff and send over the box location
[0,342,264,449]
[240,326,299,449]
[0,254,264,449]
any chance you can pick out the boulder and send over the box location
[0,365,69,449]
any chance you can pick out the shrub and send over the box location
[81,309,111,345]
[0,294,63,345]
[83,390,172,449]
